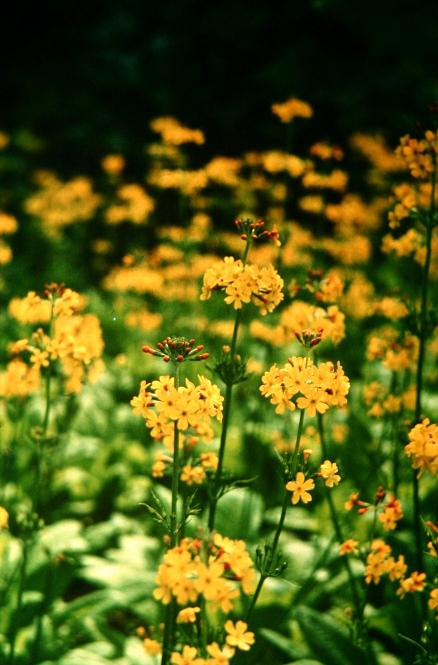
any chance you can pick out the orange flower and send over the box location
[286,472,315,504]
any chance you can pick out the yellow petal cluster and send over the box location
[201,256,283,315]
[405,418,438,478]
[260,356,349,416]
[131,375,223,449]
[153,536,255,613]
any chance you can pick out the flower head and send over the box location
[286,472,315,504]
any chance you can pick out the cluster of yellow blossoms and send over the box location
[131,375,223,450]
[150,116,205,146]
[286,460,341,505]
[145,619,254,664]
[104,183,155,225]
[260,356,349,416]
[395,131,438,179]
[405,419,438,478]
[366,328,418,371]
[271,97,313,123]
[200,256,284,314]
[154,534,255,610]
[362,380,415,418]
[1,287,104,396]
[0,212,18,265]
[25,171,101,236]
[151,450,219,486]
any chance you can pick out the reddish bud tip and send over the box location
[163,355,170,362]
[176,354,184,362]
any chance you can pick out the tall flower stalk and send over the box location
[245,409,305,622]
[247,348,350,624]
[412,151,436,572]
[134,337,223,665]
[203,218,283,530]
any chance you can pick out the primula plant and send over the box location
[0,101,437,665]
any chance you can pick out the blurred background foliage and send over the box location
[3,0,438,170]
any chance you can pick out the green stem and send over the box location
[208,381,233,531]
[412,158,436,573]
[317,414,363,618]
[208,238,251,531]
[246,410,305,623]
[8,538,29,664]
[161,364,181,665]
[32,549,53,662]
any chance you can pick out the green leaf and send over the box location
[215,488,264,539]
[258,628,305,660]
[294,606,376,665]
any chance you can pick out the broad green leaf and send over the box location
[215,488,264,540]
[39,519,87,554]
[78,555,155,589]
[295,606,377,665]
[259,627,306,660]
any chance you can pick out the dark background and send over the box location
[2,0,438,171]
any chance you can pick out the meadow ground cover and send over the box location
[0,102,437,665]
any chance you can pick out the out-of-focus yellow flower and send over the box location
[0,213,18,234]
[105,184,154,225]
[150,117,205,146]
[0,506,9,528]
[143,638,161,655]
[339,539,359,555]
[271,97,313,123]
[319,460,341,487]
[405,418,438,478]
[176,606,200,623]
[101,153,125,175]
[0,131,9,149]
[396,571,426,598]
[25,173,101,236]
[224,620,255,651]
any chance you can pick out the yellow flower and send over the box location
[271,97,313,123]
[0,506,9,529]
[286,472,315,505]
[319,460,341,487]
[180,465,206,485]
[101,154,125,175]
[143,638,161,655]
[405,419,438,478]
[396,571,426,598]
[428,588,438,613]
[177,606,201,623]
[206,642,235,665]
[224,620,255,651]
[339,539,358,555]
[170,645,205,665]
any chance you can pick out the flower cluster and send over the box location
[25,171,101,236]
[405,418,438,478]
[104,183,155,225]
[260,356,349,416]
[280,301,345,345]
[142,336,209,364]
[153,535,256,611]
[365,539,408,586]
[344,490,403,531]
[150,116,205,146]
[2,286,104,395]
[200,256,284,314]
[131,375,223,449]
[395,131,438,179]
[145,619,254,664]
[271,97,313,123]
